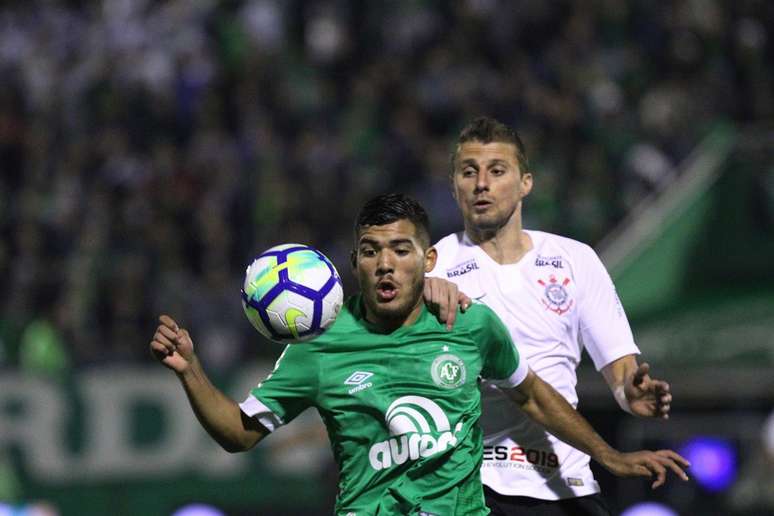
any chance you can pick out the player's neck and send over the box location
[364,298,424,333]
[466,216,533,265]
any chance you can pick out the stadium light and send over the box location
[621,501,679,516]
[170,504,226,516]
[679,436,737,492]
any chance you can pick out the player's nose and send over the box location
[474,171,490,192]
[376,252,393,273]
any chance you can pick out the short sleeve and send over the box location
[239,344,318,432]
[575,244,640,370]
[469,304,529,388]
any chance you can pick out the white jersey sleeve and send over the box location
[574,244,639,370]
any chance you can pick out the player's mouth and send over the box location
[473,199,493,212]
[375,279,398,302]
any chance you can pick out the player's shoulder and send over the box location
[305,296,361,345]
[527,230,597,259]
[454,301,501,330]
[449,303,510,347]
[432,231,466,253]
[430,231,473,275]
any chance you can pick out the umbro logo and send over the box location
[345,371,373,385]
[345,371,374,394]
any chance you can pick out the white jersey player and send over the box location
[424,117,674,516]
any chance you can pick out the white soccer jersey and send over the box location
[428,230,640,500]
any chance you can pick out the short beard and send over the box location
[467,216,505,241]
[467,206,518,239]
[363,279,424,328]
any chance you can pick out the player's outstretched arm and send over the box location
[423,277,471,330]
[150,315,267,452]
[602,355,672,419]
[503,370,689,489]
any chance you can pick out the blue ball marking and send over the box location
[244,243,341,342]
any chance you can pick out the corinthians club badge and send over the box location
[538,275,573,315]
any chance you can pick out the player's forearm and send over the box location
[177,357,264,452]
[514,375,617,465]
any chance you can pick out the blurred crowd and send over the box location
[0,0,771,370]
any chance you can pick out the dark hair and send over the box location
[451,116,529,176]
[355,193,431,248]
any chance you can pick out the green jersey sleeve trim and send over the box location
[487,360,529,388]
[239,394,284,432]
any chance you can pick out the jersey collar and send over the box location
[462,229,540,268]
[351,294,430,336]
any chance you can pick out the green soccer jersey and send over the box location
[239,295,528,516]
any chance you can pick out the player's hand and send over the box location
[601,449,690,489]
[150,315,195,374]
[423,277,471,330]
[626,362,672,419]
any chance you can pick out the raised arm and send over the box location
[601,354,672,419]
[150,315,267,452]
[502,369,689,489]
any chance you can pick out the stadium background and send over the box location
[0,1,772,515]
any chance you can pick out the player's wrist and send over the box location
[614,385,633,414]
[175,354,201,379]
[595,446,623,472]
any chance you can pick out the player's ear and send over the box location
[350,249,357,273]
[424,246,438,273]
[520,171,533,198]
[449,151,460,201]
[449,169,460,202]
[449,170,458,199]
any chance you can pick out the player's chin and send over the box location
[372,300,401,315]
[371,299,409,319]
[468,213,501,230]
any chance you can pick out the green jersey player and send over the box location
[150,193,689,515]
[242,294,525,515]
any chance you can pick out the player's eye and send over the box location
[395,248,411,256]
[491,168,506,176]
[360,248,376,257]
[461,168,476,177]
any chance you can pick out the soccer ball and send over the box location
[241,243,344,343]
